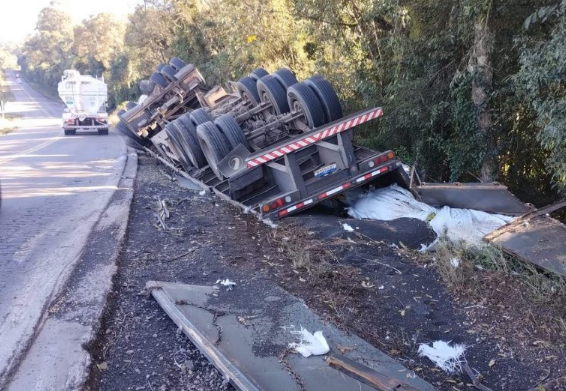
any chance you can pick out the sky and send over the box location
[0,0,141,44]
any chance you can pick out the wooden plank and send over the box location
[327,354,433,391]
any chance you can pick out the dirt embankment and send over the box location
[88,154,566,391]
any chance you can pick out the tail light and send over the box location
[373,151,396,165]
[262,198,285,213]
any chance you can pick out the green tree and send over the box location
[73,13,126,76]
[514,1,566,196]
[20,7,74,92]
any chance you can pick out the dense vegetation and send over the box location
[2,0,565,204]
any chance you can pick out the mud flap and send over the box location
[484,200,566,276]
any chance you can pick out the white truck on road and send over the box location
[57,70,109,135]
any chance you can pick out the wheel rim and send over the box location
[261,91,277,117]
[291,99,309,129]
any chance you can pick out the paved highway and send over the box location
[0,70,128,388]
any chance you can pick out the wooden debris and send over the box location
[156,198,171,229]
[463,362,494,391]
[337,344,355,354]
[326,353,430,391]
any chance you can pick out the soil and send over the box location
[87,154,566,391]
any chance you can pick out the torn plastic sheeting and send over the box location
[347,185,514,247]
[348,185,437,221]
[418,340,466,374]
[215,279,236,290]
[288,326,330,358]
[342,223,354,232]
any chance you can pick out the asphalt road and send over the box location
[0,70,132,389]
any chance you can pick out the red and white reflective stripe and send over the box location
[247,108,383,168]
[355,166,389,183]
[278,199,314,217]
[319,182,351,199]
[275,165,389,217]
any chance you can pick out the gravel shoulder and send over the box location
[87,154,566,391]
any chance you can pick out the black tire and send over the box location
[257,75,290,115]
[273,68,298,89]
[236,76,260,106]
[190,108,213,126]
[140,79,155,94]
[116,121,147,149]
[196,121,232,179]
[64,129,70,136]
[98,128,109,135]
[170,121,196,172]
[165,123,193,172]
[169,57,186,71]
[177,114,208,168]
[150,71,168,88]
[249,67,269,81]
[174,64,196,79]
[214,114,250,150]
[70,130,77,135]
[305,75,342,122]
[287,82,326,129]
[160,65,177,82]
[126,101,137,110]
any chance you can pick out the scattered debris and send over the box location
[166,247,198,262]
[361,281,375,288]
[327,353,428,391]
[484,199,566,277]
[237,315,259,327]
[450,258,460,268]
[288,326,330,358]
[463,362,494,391]
[215,279,236,290]
[348,185,514,248]
[146,281,435,390]
[156,198,171,229]
[342,223,354,232]
[417,340,466,374]
[337,344,355,354]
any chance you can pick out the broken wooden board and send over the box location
[484,200,566,276]
[147,280,436,391]
[327,353,426,391]
[412,182,532,216]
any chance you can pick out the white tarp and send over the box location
[418,340,467,374]
[347,185,514,248]
[287,327,330,358]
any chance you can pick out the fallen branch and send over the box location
[156,212,168,230]
[166,248,198,262]
[463,362,493,391]
[528,375,566,391]
[158,198,170,219]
